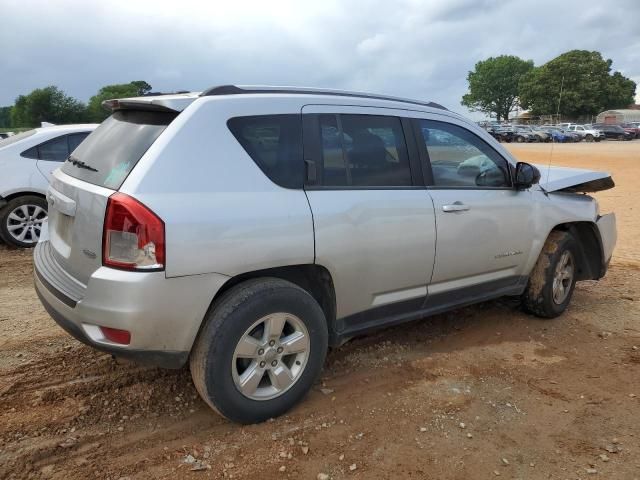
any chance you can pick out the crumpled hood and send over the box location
[533,164,614,193]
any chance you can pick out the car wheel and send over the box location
[522,231,577,319]
[618,134,625,141]
[516,135,524,143]
[585,134,594,142]
[190,278,328,424]
[0,195,48,248]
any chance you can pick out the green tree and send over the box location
[461,55,534,121]
[0,106,12,128]
[87,80,152,122]
[519,50,636,118]
[10,86,87,127]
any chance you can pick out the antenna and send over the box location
[544,76,565,191]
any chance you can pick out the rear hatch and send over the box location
[47,109,178,285]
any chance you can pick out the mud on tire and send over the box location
[189,278,328,424]
[522,231,578,319]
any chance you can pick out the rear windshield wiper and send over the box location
[67,155,98,172]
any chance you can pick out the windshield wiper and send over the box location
[67,155,98,172]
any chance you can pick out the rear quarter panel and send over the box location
[120,97,315,278]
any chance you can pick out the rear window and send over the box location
[61,110,176,189]
[227,115,303,188]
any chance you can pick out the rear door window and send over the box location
[38,135,70,161]
[67,132,90,153]
[318,114,412,187]
[227,115,303,188]
[61,110,176,189]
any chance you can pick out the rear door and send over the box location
[413,116,534,302]
[302,105,436,331]
[46,110,176,285]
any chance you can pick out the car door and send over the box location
[412,116,535,305]
[301,105,436,334]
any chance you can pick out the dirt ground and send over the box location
[1,142,639,480]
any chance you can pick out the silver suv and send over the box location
[34,86,617,424]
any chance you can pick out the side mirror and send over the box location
[514,162,541,190]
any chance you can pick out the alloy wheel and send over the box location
[552,250,574,305]
[6,204,47,245]
[232,312,310,401]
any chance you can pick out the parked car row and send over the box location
[483,122,637,143]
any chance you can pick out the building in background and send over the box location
[595,108,640,124]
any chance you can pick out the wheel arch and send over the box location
[210,264,338,344]
[549,221,605,280]
[1,190,47,203]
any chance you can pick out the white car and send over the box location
[0,124,97,247]
[566,125,604,142]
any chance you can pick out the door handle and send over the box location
[442,202,470,213]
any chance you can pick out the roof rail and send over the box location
[200,85,447,110]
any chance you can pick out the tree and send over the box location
[87,80,152,122]
[0,106,12,128]
[519,50,637,118]
[10,86,86,127]
[461,55,534,121]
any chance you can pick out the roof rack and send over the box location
[200,85,447,110]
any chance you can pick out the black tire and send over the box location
[190,278,328,424]
[618,134,625,141]
[522,231,578,319]
[0,195,48,248]
[585,134,594,142]
[516,135,524,143]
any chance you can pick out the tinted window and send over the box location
[227,115,303,189]
[21,146,39,159]
[61,110,176,189]
[38,135,70,161]
[318,114,411,187]
[68,132,90,153]
[418,120,510,188]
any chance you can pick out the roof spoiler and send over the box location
[102,92,199,113]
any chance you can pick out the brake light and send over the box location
[103,192,165,271]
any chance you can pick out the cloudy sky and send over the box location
[1,0,639,119]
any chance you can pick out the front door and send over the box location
[413,117,534,301]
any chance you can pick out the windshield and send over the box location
[0,129,36,148]
[60,110,177,189]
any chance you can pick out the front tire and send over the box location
[190,278,328,424]
[0,195,48,248]
[522,231,578,319]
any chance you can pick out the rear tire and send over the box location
[522,231,578,319]
[0,195,48,248]
[190,278,328,424]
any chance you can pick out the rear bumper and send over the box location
[34,241,230,369]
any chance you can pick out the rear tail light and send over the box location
[99,326,131,345]
[103,192,165,271]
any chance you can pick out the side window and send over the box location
[227,115,303,188]
[38,135,70,162]
[318,114,412,187]
[21,146,39,159]
[418,120,511,188]
[68,132,90,153]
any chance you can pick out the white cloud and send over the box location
[0,0,638,119]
